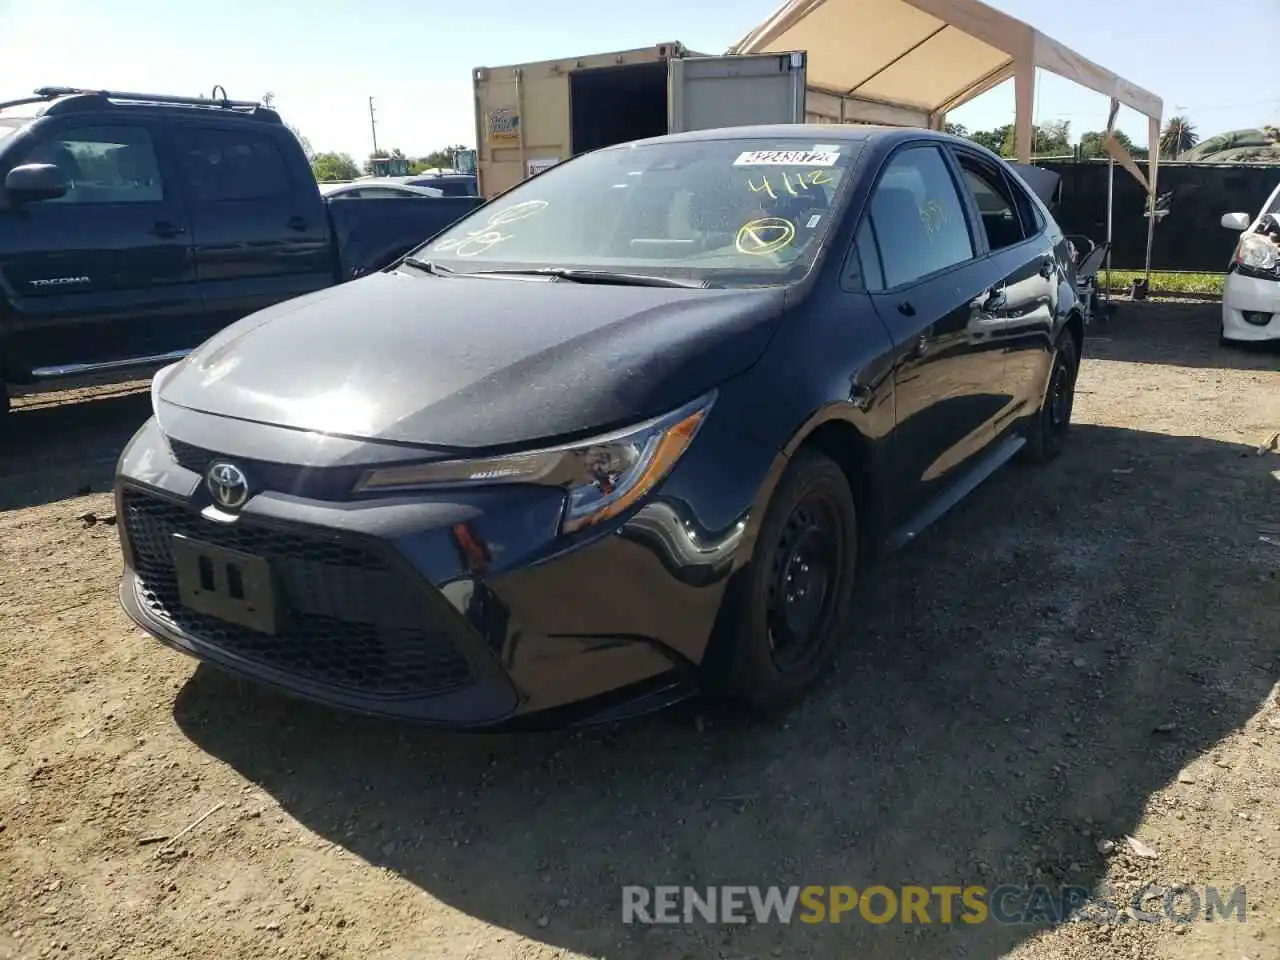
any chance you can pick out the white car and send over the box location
[1220,181,1280,344]
[317,178,443,199]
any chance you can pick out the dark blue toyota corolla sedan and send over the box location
[115,124,1082,728]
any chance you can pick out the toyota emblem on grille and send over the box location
[206,461,249,510]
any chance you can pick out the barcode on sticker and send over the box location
[734,150,839,167]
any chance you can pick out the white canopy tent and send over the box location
[732,0,1164,277]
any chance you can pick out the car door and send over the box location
[0,120,198,374]
[170,124,331,343]
[854,143,1009,520]
[948,146,1058,434]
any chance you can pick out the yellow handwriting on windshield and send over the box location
[744,170,834,200]
[432,200,550,257]
[735,217,796,255]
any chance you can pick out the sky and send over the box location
[2,0,1276,161]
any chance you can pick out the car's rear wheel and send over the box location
[1021,331,1078,464]
[707,449,858,710]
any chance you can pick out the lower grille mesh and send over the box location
[122,489,475,699]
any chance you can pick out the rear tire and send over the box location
[705,449,858,710]
[1021,331,1078,464]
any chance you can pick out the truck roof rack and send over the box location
[26,86,281,122]
[0,94,53,112]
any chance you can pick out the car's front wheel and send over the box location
[707,449,858,710]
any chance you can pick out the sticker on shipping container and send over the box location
[526,156,560,177]
[733,150,839,167]
[486,107,520,143]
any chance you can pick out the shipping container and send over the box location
[471,43,933,198]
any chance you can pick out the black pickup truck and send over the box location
[0,87,482,411]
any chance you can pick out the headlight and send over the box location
[352,392,715,533]
[1234,234,1279,273]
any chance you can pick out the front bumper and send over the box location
[1223,270,1280,342]
[115,412,779,728]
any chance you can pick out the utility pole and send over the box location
[368,96,379,156]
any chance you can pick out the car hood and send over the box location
[160,270,787,449]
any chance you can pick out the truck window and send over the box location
[180,129,291,202]
[16,125,165,204]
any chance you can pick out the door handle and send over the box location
[896,300,916,317]
[150,221,186,239]
[287,216,308,231]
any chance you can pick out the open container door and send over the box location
[667,51,807,133]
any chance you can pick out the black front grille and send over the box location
[122,489,476,699]
[167,438,365,501]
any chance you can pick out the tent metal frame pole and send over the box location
[1105,156,1114,300]
[1142,173,1157,283]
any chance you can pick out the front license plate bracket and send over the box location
[171,533,279,635]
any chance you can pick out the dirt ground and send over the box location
[1,299,1278,960]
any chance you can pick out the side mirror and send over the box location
[4,163,69,204]
[1220,212,1252,231]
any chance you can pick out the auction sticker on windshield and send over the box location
[734,150,840,167]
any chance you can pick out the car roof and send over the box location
[321,179,442,196]
[617,124,985,155]
[624,123,890,146]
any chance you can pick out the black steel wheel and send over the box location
[705,449,858,710]
[765,492,843,673]
[1022,331,1078,464]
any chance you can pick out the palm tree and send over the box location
[1160,116,1198,160]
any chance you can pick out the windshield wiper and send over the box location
[400,257,455,276]
[466,267,712,288]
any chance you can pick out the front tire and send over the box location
[1021,331,1078,464]
[706,449,858,710]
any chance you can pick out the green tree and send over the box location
[997,120,1070,157]
[312,151,361,181]
[1078,129,1136,159]
[1160,115,1199,160]
[966,122,1070,158]
[943,122,968,138]
[967,125,1010,154]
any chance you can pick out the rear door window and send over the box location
[865,145,974,288]
[953,153,1028,252]
[178,128,292,202]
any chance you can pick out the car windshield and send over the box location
[412,137,864,286]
